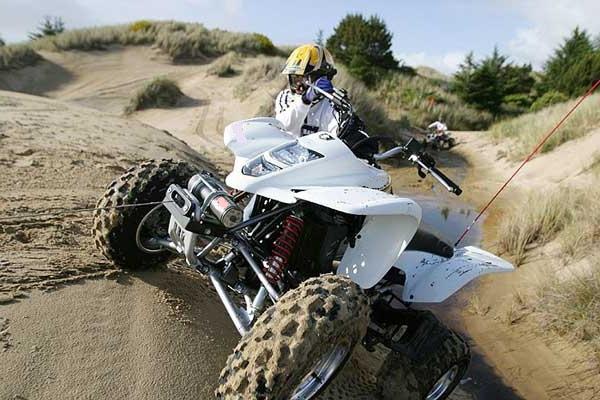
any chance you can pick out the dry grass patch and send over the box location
[467,294,490,316]
[534,257,600,364]
[559,187,600,259]
[490,93,600,160]
[29,21,278,62]
[0,44,42,70]
[234,56,286,99]
[207,52,241,77]
[375,72,493,131]
[497,188,574,265]
[125,77,183,114]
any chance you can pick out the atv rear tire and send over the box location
[215,275,370,400]
[376,325,470,400]
[92,159,196,269]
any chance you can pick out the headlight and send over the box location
[242,156,281,177]
[270,142,323,166]
[241,142,323,177]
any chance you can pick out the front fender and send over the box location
[394,246,514,303]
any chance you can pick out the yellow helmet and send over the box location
[282,44,336,94]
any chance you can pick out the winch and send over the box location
[187,173,243,228]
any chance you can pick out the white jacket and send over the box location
[275,89,339,138]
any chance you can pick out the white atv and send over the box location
[92,88,513,400]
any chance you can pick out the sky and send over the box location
[1,0,599,74]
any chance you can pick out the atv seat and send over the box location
[406,229,454,259]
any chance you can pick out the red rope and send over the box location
[454,79,600,247]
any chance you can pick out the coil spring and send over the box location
[263,215,304,284]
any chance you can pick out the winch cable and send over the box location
[454,79,600,248]
[0,201,173,222]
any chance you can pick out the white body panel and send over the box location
[293,187,421,217]
[294,187,422,289]
[224,119,389,203]
[224,118,291,162]
[394,247,514,303]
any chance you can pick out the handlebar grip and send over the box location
[430,166,462,196]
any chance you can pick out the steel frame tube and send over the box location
[209,269,249,336]
[236,241,280,302]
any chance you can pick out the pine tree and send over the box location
[326,14,399,86]
[542,27,598,97]
[315,29,324,46]
[28,16,65,40]
[452,47,534,115]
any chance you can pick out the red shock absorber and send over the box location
[262,215,304,284]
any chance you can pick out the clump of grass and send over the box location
[490,93,600,160]
[0,44,42,70]
[125,77,183,113]
[207,52,240,77]
[497,189,574,265]
[234,56,286,98]
[560,187,600,259]
[375,72,493,131]
[467,294,490,316]
[534,257,600,364]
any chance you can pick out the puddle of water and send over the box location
[393,190,482,248]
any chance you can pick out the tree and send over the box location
[315,29,324,46]
[452,47,534,116]
[0,36,5,47]
[28,16,65,40]
[326,14,399,86]
[542,27,599,97]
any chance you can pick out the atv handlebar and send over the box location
[308,83,462,196]
[402,138,462,195]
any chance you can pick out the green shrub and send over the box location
[490,92,600,159]
[125,77,183,113]
[0,44,42,70]
[253,33,276,55]
[530,90,569,112]
[129,20,153,33]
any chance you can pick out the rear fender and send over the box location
[394,246,514,303]
[292,187,423,289]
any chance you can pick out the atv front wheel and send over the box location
[92,159,197,269]
[376,325,470,400]
[215,275,370,400]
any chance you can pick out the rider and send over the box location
[427,120,448,136]
[276,44,339,138]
